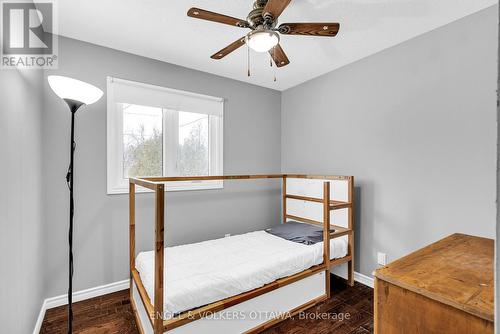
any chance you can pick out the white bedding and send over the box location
[135,230,348,318]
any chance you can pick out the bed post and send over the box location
[282,175,287,224]
[323,182,331,298]
[129,182,136,301]
[347,177,355,287]
[154,184,165,334]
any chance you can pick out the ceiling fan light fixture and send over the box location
[245,29,279,53]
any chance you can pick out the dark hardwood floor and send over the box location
[262,276,374,334]
[40,275,373,334]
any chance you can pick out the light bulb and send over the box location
[245,29,280,53]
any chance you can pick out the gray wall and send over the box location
[43,36,282,297]
[0,70,45,333]
[281,7,498,277]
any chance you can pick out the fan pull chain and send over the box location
[247,43,251,77]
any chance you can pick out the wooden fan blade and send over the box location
[263,0,291,20]
[211,37,246,60]
[187,8,249,28]
[278,23,340,36]
[269,44,290,68]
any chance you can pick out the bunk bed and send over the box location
[129,174,355,334]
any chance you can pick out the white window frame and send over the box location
[107,76,223,194]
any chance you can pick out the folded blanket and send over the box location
[266,221,334,245]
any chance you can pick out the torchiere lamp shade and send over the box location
[48,75,103,106]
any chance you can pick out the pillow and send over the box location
[265,221,334,245]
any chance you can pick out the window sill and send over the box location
[107,180,224,195]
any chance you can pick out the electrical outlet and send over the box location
[377,252,387,266]
[225,234,231,238]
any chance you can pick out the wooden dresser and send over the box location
[374,233,494,334]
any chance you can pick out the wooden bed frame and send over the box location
[129,174,354,334]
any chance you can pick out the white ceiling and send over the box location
[51,0,497,91]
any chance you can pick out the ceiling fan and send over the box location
[187,0,340,69]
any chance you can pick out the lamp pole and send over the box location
[65,99,84,334]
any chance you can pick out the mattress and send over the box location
[135,230,348,318]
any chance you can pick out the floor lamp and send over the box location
[48,76,103,334]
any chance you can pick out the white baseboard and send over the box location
[44,279,130,309]
[32,299,48,334]
[354,271,374,288]
[33,272,374,333]
[33,279,129,334]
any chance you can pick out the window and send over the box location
[107,77,223,194]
